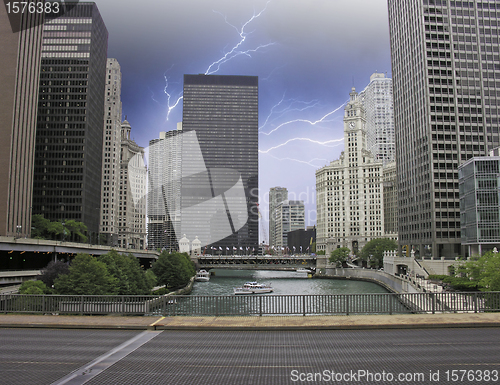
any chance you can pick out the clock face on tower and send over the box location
[349,121,356,129]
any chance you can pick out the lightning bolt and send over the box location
[260,100,348,136]
[162,1,275,121]
[259,93,321,132]
[263,153,331,168]
[259,137,344,154]
[206,1,275,75]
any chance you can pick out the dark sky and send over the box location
[95,0,392,238]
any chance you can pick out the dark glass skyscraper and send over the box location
[182,74,259,252]
[32,3,108,234]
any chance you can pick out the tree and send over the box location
[98,250,154,295]
[152,251,195,290]
[458,250,500,291]
[31,214,50,239]
[359,238,397,269]
[329,247,350,267]
[47,221,64,241]
[19,280,50,294]
[53,253,118,295]
[65,219,88,243]
[39,260,70,288]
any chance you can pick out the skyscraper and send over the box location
[32,3,108,235]
[388,0,500,258]
[147,129,182,251]
[100,58,122,246]
[182,74,259,252]
[269,187,288,247]
[359,73,395,165]
[0,8,44,237]
[118,120,147,250]
[274,200,305,252]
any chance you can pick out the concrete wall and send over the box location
[321,267,420,294]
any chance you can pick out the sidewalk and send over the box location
[0,312,499,331]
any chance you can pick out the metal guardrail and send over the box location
[1,292,499,316]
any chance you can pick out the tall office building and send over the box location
[316,88,384,255]
[0,8,44,237]
[269,187,288,247]
[100,58,122,246]
[147,129,182,251]
[359,73,395,165]
[32,3,108,235]
[274,200,305,252]
[182,74,259,252]
[118,120,147,249]
[388,0,500,258]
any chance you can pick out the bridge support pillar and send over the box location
[316,256,328,271]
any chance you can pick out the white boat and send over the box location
[295,268,311,273]
[234,281,273,295]
[195,269,210,282]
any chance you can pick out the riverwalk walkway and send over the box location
[1,312,499,331]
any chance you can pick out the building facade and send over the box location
[100,58,122,246]
[0,8,44,237]
[459,156,500,257]
[316,88,384,255]
[181,74,259,251]
[117,120,147,249]
[32,3,108,235]
[388,0,500,258]
[147,129,182,251]
[287,226,316,254]
[274,200,305,252]
[383,161,398,235]
[269,187,288,248]
[359,73,395,165]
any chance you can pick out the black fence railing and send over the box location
[1,292,499,316]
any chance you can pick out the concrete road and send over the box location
[1,328,499,384]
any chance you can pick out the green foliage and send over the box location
[329,247,350,267]
[53,253,118,295]
[152,251,195,290]
[65,219,87,242]
[19,280,50,294]
[31,214,88,242]
[152,287,169,295]
[316,250,326,255]
[97,250,154,295]
[359,238,398,269]
[427,274,479,292]
[31,214,50,239]
[427,274,449,281]
[145,269,158,289]
[457,251,500,291]
[39,260,70,288]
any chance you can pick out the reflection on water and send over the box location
[191,269,390,296]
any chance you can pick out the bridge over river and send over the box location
[194,254,317,271]
[0,236,159,273]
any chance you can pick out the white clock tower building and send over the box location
[316,88,386,255]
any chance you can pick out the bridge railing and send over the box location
[1,292,499,316]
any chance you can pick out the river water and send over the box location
[191,269,390,296]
